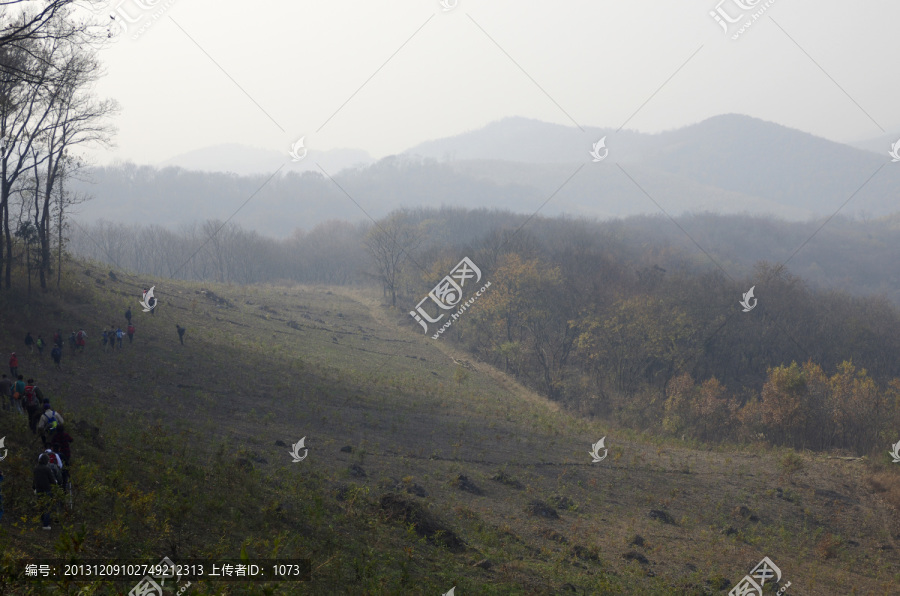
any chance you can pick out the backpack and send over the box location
[43,409,58,430]
[39,450,61,467]
[12,381,23,400]
[24,386,39,408]
[51,347,61,359]
[127,325,135,335]
[36,338,44,349]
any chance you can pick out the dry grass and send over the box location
[0,261,898,593]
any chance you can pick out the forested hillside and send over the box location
[65,207,900,457]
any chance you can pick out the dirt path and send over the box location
[332,286,560,414]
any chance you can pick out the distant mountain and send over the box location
[407,114,900,218]
[73,115,900,236]
[641,115,900,214]
[70,158,546,237]
[158,143,374,176]
[405,117,644,164]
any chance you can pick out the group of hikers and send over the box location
[12,306,180,372]
[0,368,73,530]
[17,329,81,371]
[1,299,189,528]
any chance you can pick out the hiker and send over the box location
[125,307,132,324]
[40,448,66,492]
[36,335,45,357]
[53,330,62,349]
[9,353,18,377]
[50,345,61,370]
[38,403,63,447]
[24,381,44,435]
[101,329,109,350]
[12,375,25,415]
[24,332,34,354]
[33,453,57,530]
[49,424,73,467]
[148,296,156,315]
[176,324,185,345]
[75,330,86,351]
[115,327,124,349]
[127,323,135,344]
[68,332,76,352]
[38,447,66,487]
[0,375,25,416]
[39,449,64,475]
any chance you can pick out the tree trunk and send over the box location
[56,173,64,293]
[0,184,4,291]
[3,182,10,289]
[39,153,56,291]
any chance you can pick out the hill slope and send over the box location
[0,262,898,594]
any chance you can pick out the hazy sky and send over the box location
[88,0,899,166]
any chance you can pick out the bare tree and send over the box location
[363,213,422,307]
[0,37,56,288]
[0,2,111,289]
[34,36,116,289]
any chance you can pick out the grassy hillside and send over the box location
[0,260,898,594]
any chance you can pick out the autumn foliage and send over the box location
[393,212,900,455]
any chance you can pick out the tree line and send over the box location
[0,0,114,294]
[69,218,368,285]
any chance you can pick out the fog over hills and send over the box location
[158,143,375,177]
[73,114,899,235]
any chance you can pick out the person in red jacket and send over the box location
[75,330,86,351]
[9,353,18,377]
[127,323,135,344]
